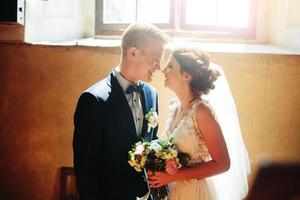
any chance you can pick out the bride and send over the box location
[148,47,250,200]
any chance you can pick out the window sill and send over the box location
[27,37,300,55]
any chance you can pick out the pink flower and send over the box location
[134,144,145,155]
[165,158,179,175]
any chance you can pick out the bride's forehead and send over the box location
[167,55,180,66]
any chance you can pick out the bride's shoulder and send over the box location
[195,99,216,119]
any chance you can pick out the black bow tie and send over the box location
[126,84,144,94]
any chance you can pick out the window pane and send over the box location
[103,0,136,24]
[218,0,249,27]
[186,0,217,25]
[103,0,170,24]
[137,0,170,23]
[185,0,250,28]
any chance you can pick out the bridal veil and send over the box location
[202,63,251,200]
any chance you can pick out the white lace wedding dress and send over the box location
[161,98,217,200]
[160,64,250,200]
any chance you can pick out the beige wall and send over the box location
[0,44,300,200]
[269,0,300,48]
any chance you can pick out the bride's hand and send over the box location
[147,171,172,188]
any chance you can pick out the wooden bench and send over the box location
[246,163,300,200]
[60,167,79,200]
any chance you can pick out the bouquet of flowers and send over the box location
[128,138,183,200]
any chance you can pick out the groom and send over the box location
[72,23,169,200]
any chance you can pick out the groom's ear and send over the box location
[128,47,138,59]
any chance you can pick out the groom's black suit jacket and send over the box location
[73,71,158,200]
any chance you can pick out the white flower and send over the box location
[149,141,162,152]
[145,108,159,132]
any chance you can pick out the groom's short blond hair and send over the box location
[121,23,169,58]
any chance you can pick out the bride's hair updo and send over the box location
[172,47,220,95]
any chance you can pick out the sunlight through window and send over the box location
[103,0,136,23]
[137,0,170,23]
[103,0,170,24]
[97,0,256,38]
[186,0,250,28]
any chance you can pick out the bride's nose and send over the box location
[161,67,167,74]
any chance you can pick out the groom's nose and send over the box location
[154,62,161,71]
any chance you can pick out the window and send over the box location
[95,0,257,38]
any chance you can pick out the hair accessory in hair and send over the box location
[196,59,204,65]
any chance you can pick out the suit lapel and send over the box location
[107,72,138,138]
[140,86,154,141]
